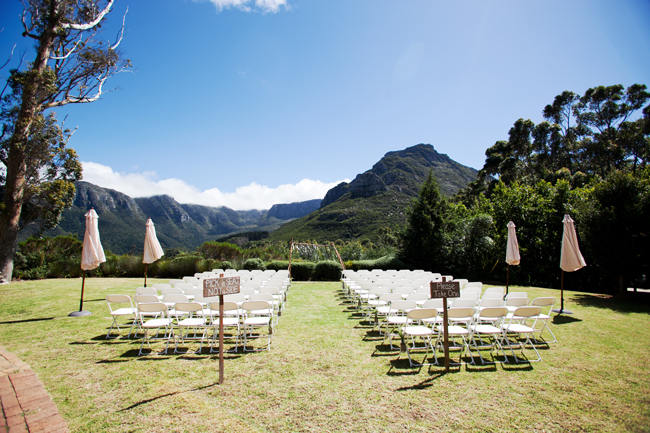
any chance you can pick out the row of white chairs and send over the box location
[395,305,548,367]
[106,295,275,355]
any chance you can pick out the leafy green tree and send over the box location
[399,172,448,271]
[577,169,650,294]
[0,0,129,282]
[197,241,243,261]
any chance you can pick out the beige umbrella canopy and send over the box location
[71,209,106,317]
[142,218,164,287]
[555,214,586,314]
[505,221,520,296]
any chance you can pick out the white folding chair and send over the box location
[383,300,416,350]
[105,295,136,339]
[172,302,207,354]
[209,301,241,352]
[444,307,476,365]
[401,308,439,367]
[136,286,158,297]
[470,307,508,364]
[241,301,272,352]
[482,286,505,300]
[501,306,542,363]
[530,297,557,343]
[136,302,173,355]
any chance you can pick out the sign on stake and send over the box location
[430,280,460,371]
[203,275,240,384]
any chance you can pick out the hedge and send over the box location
[312,261,342,281]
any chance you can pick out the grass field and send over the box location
[0,278,649,432]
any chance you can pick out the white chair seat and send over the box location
[502,323,534,334]
[111,307,136,316]
[245,317,271,326]
[178,318,205,327]
[403,325,434,337]
[143,318,173,329]
[377,306,394,315]
[473,324,501,335]
[213,317,239,326]
[446,325,470,335]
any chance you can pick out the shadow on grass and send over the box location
[386,358,422,376]
[363,330,382,341]
[571,293,650,314]
[395,370,449,390]
[0,317,54,325]
[552,314,582,325]
[371,343,399,357]
[118,381,219,412]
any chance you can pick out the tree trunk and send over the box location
[0,11,56,283]
[0,148,27,283]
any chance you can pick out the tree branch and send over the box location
[61,0,115,31]
[0,44,17,71]
[49,35,83,61]
[44,75,108,108]
[111,7,128,50]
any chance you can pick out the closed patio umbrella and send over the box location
[70,209,106,317]
[554,214,586,314]
[505,221,520,297]
[142,218,164,287]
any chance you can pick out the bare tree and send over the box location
[0,0,129,283]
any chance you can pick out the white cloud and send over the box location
[198,0,287,13]
[81,161,346,210]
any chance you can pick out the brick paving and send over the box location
[0,346,68,433]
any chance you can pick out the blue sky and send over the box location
[1,0,649,209]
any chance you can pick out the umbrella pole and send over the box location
[505,265,510,298]
[553,270,573,315]
[69,271,91,317]
[144,264,148,287]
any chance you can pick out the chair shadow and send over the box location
[371,343,399,357]
[118,381,218,412]
[0,317,54,325]
[386,358,422,376]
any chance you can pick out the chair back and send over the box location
[407,308,437,321]
[135,294,159,304]
[478,307,507,319]
[511,306,541,318]
[242,301,270,312]
[531,297,555,307]
[137,302,167,314]
[174,302,203,314]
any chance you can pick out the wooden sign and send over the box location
[430,281,460,299]
[203,276,240,297]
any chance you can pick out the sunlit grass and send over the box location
[0,278,648,432]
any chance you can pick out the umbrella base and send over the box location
[551,308,573,315]
[68,310,92,317]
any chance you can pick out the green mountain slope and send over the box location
[25,181,321,254]
[270,144,477,242]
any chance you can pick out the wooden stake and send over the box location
[442,297,450,371]
[218,293,224,385]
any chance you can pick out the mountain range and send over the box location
[269,144,477,241]
[23,182,320,254]
[23,144,477,253]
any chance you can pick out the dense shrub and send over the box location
[290,262,315,280]
[196,258,219,273]
[218,260,234,271]
[312,261,342,281]
[345,260,376,271]
[197,241,243,261]
[155,255,202,278]
[242,258,266,270]
[372,254,407,270]
[266,260,290,271]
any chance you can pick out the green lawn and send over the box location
[0,278,649,432]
